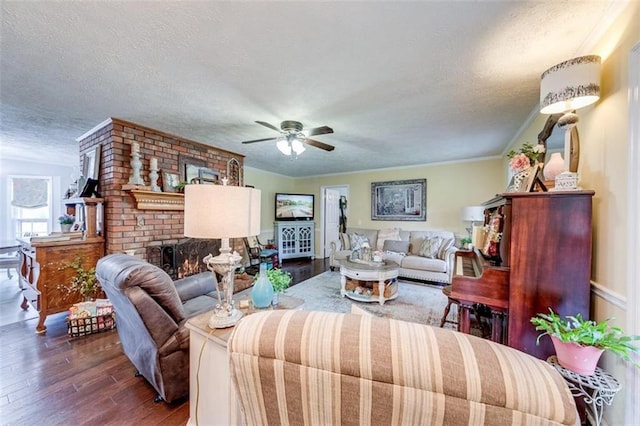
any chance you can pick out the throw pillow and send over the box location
[383,239,410,255]
[376,227,401,251]
[437,237,455,260]
[340,233,351,250]
[350,233,370,251]
[418,237,442,259]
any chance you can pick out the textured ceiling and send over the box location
[0,1,623,177]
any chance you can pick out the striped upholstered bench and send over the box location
[228,310,578,425]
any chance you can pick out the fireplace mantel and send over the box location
[127,189,184,210]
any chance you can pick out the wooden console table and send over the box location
[18,198,105,333]
[18,238,105,333]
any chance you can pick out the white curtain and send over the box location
[11,177,48,208]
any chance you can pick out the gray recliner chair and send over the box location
[96,253,219,403]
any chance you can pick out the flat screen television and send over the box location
[275,193,314,221]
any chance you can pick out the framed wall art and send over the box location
[178,155,206,183]
[82,145,101,180]
[371,178,427,221]
[506,165,538,193]
[162,171,181,192]
[197,167,220,184]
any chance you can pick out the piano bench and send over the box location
[441,285,493,338]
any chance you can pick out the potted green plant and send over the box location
[58,213,75,232]
[531,308,640,375]
[253,267,292,305]
[460,237,473,249]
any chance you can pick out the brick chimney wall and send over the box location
[77,118,245,258]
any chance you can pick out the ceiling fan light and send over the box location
[291,138,305,155]
[276,139,291,156]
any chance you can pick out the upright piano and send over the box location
[451,190,594,360]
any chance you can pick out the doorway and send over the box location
[319,185,348,258]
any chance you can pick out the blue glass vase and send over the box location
[251,263,274,309]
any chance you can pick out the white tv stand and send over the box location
[275,221,315,260]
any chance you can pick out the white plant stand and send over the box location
[547,355,620,426]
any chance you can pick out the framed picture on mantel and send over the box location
[179,155,206,184]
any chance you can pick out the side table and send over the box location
[185,294,305,425]
[547,356,621,426]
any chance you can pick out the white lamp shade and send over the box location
[184,185,261,239]
[461,206,485,222]
[276,139,291,156]
[539,55,601,114]
[291,138,306,154]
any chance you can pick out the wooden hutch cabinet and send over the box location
[484,190,594,360]
[18,198,105,333]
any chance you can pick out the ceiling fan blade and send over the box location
[305,138,335,152]
[306,126,334,137]
[255,121,281,132]
[242,137,279,144]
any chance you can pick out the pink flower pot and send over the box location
[551,335,604,375]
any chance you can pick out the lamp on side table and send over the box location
[461,205,485,247]
[184,181,261,329]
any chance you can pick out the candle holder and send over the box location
[149,162,160,192]
[128,144,145,186]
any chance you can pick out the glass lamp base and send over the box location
[207,308,243,329]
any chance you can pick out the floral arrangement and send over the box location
[254,267,292,293]
[58,214,75,224]
[507,143,545,172]
[58,256,100,300]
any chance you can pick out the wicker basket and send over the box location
[345,277,397,298]
[67,313,116,338]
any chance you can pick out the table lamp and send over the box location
[540,55,601,190]
[184,181,261,328]
[461,206,485,237]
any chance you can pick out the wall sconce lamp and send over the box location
[184,182,261,328]
[539,55,601,190]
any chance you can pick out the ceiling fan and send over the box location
[242,120,335,156]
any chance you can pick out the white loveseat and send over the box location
[329,227,458,284]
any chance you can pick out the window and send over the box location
[9,176,52,238]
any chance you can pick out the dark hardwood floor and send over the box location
[0,258,330,426]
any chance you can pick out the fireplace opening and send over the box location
[148,239,221,279]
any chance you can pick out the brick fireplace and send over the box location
[77,118,246,260]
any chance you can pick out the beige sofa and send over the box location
[229,310,578,425]
[329,227,458,284]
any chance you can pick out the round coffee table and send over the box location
[340,258,399,305]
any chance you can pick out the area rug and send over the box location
[283,270,457,329]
